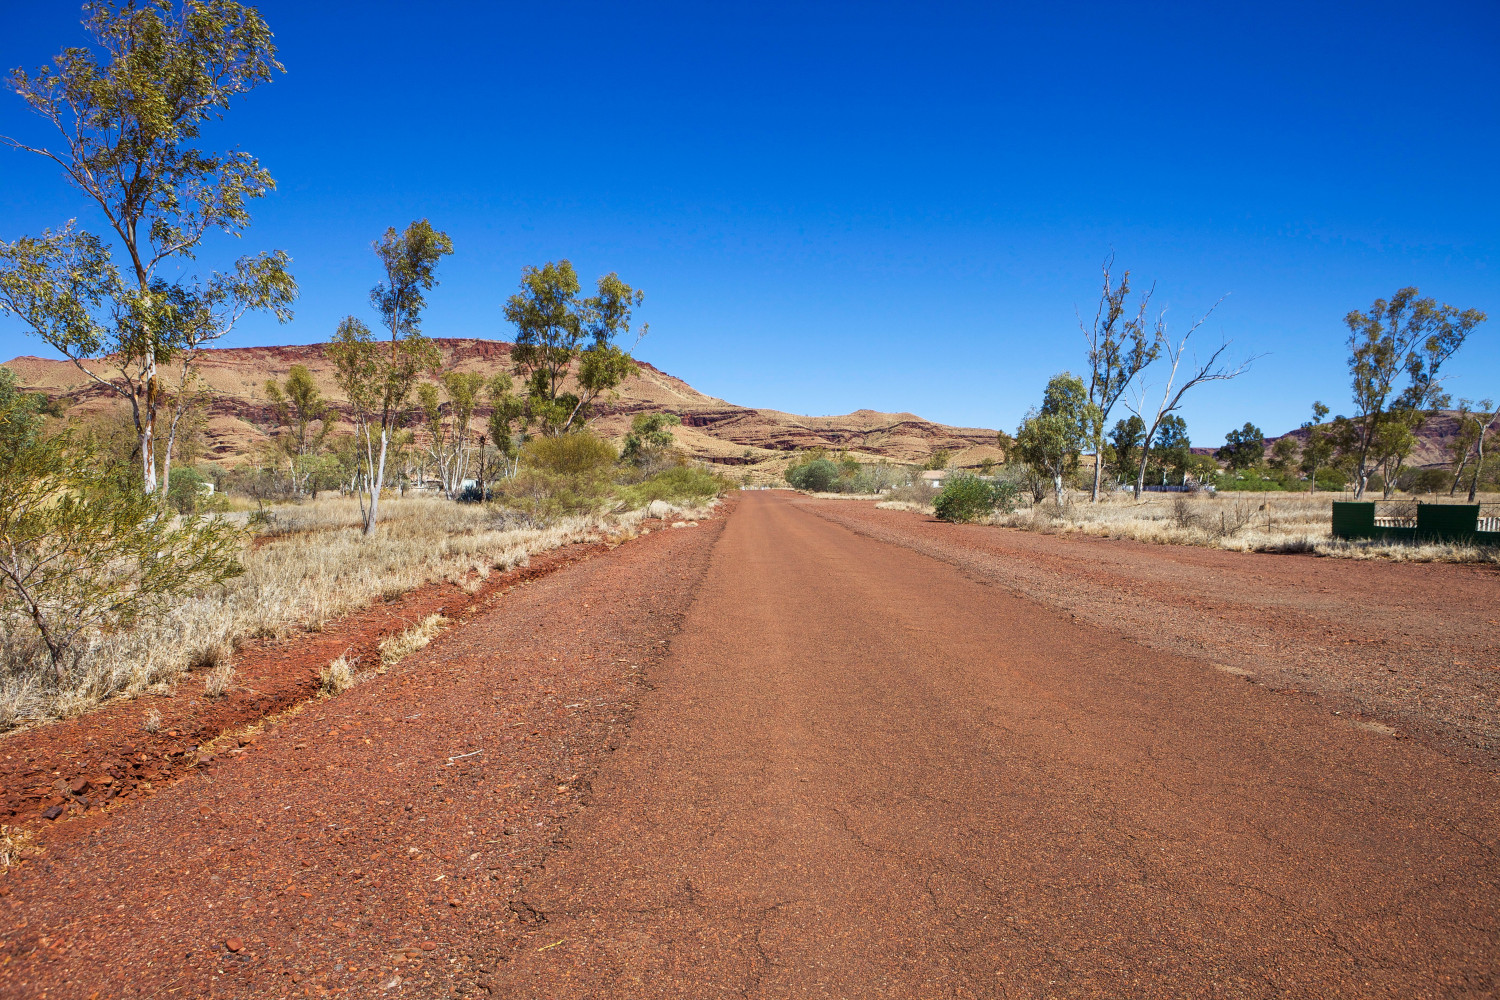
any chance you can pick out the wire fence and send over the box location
[1370,499,1500,531]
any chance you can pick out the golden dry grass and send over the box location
[0,494,717,731]
[378,613,448,667]
[877,489,1500,563]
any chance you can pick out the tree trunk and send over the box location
[1468,434,1485,503]
[366,428,389,535]
[1090,444,1103,503]
[1134,444,1151,499]
[1449,455,1467,496]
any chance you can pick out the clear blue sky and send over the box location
[2,0,1497,443]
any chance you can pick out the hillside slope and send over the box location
[2,339,1003,472]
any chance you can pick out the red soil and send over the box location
[0,539,616,836]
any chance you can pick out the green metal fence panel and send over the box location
[1415,504,1480,542]
[1331,501,1375,540]
[1331,501,1495,544]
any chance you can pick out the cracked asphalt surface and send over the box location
[499,491,1499,997]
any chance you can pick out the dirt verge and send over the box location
[0,533,637,838]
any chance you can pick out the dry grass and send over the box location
[872,487,1499,563]
[318,653,361,696]
[0,494,718,732]
[1,823,37,870]
[379,614,448,667]
[986,490,1500,563]
[202,660,236,699]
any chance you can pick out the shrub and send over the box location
[0,432,244,681]
[165,466,228,516]
[491,467,608,519]
[934,474,996,523]
[522,432,618,475]
[991,480,1020,514]
[786,458,840,492]
[616,465,726,507]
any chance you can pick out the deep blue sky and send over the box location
[2,1,1497,442]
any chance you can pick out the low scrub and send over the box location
[0,495,657,731]
[983,490,1500,562]
[615,466,728,507]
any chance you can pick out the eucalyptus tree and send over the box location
[335,219,451,533]
[1344,288,1486,497]
[485,374,526,480]
[505,262,645,434]
[0,1,295,494]
[419,370,485,497]
[1216,423,1264,473]
[1299,403,1335,492]
[264,364,332,496]
[1080,257,1160,501]
[1014,372,1099,502]
[1449,399,1500,502]
[1108,415,1146,485]
[1154,415,1191,484]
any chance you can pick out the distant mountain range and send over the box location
[8,341,1471,475]
[2,339,1004,473]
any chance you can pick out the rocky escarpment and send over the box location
[3,339,1004,469]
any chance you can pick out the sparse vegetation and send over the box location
[0,491,716,731]
[379,614,448,668]
[935,488,1500,562]
[318,653,361,696]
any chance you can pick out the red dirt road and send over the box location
[2,491,1498,997]
[499,492,1498,997]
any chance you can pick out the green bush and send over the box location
[786,458,840,492]
[491,467,607,519]
[616,465,727,507]
[521,432,618,475]
[1215,468,1287,492]
[991,480,1020,513]
[0,432,243,679]
[934,474,996,523]
[165,467,228,516]
[1313,467,1348,492]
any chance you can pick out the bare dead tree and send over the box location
[1124,298,1255,497]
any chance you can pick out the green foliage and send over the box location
[1214,467,1286,492]
[923,449,952,471]
[785,458,840,492]
[1216,422,1265,472]
[1313,466,1347,492]
[1015,372,1100,500]
[0,431,243,678]
[615,466,728,507]
[622,412,682,466]
[1398,467,1453,494]
[371,220,454,343]
[522,432,618,476]
[1108,415,1146,479]
[0,368,46,461]
[1081,257,1162,499]
[505,262,644,434]
[164,466,227,516]
[264,363,331,495]
[0,1,296,492]
[1268,435,1300,474]
[933,474,996,523]
[1345,288,1486,496]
